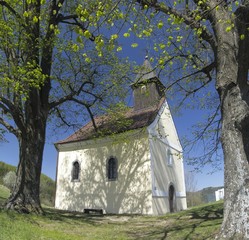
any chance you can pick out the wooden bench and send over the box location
[84,208,103,214]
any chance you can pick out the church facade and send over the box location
[54,57,187,215]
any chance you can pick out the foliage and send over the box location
[185,171,202,207]
[40,174,55,207]
[0,201,223,240]
[186,191,203,207]
[0,0,134,213]
[3,171,16,190]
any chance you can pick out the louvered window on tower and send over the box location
[141,85,147,94]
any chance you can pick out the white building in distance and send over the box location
[215,188,224,201]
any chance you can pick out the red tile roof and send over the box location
[56,97,165,145]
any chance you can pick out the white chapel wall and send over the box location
[148,101,187,214]
[55,131,153,214]
[149,138,187,214]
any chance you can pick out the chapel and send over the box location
[54,57,187,215]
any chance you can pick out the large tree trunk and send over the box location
[5,101,47,214]
[217,84,249,239]
[4,0,53,213]
[214,5,249,237]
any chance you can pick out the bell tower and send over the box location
[131,56,165,111]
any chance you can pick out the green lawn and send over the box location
[0,185,223,240]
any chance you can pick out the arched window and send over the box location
[167,149,173,165]
[72,161,80,181]
[107,157,117,180]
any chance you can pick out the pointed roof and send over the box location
[134,56,158,84]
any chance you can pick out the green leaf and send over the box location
[240,34,245,40]
[131,43,138,48]
[123,33,130,38]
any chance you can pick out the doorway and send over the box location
[169,185,175,213]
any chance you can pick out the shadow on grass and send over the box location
[0,201,223,240]
[126,202,223,240]
[161,203,223,240]
[43,207,107,225]
[42,207,142,227]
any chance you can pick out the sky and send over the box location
[0,32,224,192]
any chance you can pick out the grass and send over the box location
[0,185,223,240]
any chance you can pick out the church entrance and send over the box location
[169,185,175,213]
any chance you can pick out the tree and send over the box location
[124,0,249,238]
[185,171,202,207]
[0,0,131,214]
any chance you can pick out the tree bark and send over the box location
[217,84,249,239]
[5,97,48,214]
[212,3,249,238]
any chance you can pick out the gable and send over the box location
[147,100,182,152]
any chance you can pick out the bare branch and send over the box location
[49,80,96,110]
[85,105,98,131]
[166,61,216,91]
[184,104,222,171]
[0,116,20,137]
[0,96,25,131]
[54,107,72,127]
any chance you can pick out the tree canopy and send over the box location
[0,0,133,214]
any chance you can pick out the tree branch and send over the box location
[0,96,25,133]
[57,14,95,41]
[166,61,216,91]
[85,105,98,132]
[54,107,72,127]
[0,1,22,19]
[137,1,217,52]
[49,80,96,110]
[0,116,20,137]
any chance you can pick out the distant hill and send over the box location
[186,186,224,207]
[0,161,55,207]
[200,186,224,203]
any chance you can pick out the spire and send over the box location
[134,56,157,84]
[131,56,165,111]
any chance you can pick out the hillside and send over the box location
[186,186,224,207]
[200,186,224,202]
[0,161,55,207]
